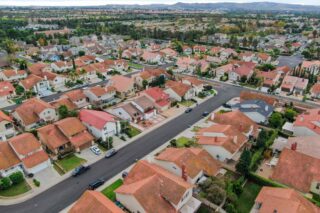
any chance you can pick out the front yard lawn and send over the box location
[235,181,262,213]
[128,62,143,69]
[101,179,123,201]
[126,126,141,138]
[56,154,87,172]
[176,137,195,148]
[0,180,31,197]
[180,100,195,107]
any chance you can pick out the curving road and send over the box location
[0,84,240,213]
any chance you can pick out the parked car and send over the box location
[202,111,209,117]
[88,178,105,190]
[105,148,117,158]
[90,146,101,155]
[185,108,192,113]
[72,165,90,177]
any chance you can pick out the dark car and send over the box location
[185,108,192,113]
[105,148,117,158]
[88,179,105,190]
[72,165,90,177]
[202,111,209,117]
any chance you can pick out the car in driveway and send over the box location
[90,145,101,155]
[202,111,209,117]
[185,108,193,113]
[105,148,117,158]
[72,165,90,177]
[88,178,105,190]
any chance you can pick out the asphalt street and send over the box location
[0,83,240,213]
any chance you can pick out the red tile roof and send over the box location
[294,108,320,135]
[22,150,49,169]
[8,133,41,156]
[0,142,20,170]
[0,81,15,97]
[79,109,116,130]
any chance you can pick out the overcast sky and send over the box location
[1,0,320,6]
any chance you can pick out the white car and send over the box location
[90,146,101,155]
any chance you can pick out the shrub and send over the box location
[225,203,237,213]
[0,177,12,190]
[170,139,177,147]
[33,179,40,187]
[120,136,126,141]
[248,172,286,188]
[9,172,24,185]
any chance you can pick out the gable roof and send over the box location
[240,91,276,106]
[69,190,124,213]
[37,124,69,150]
[8,133,41,156]
[64,89,86,102]
[0,110,13,123]
[234,99,274,118]
[110,75,134,93]
[0,81,15,97]
[50,97,77,110]
[20,74,44,90]
[255,186,319,213]
[55,117,86,137]
[294,108,320,135]
[0,142,20,170]
[165,80,192,97]
[156,148,221,178]
[79,109,116,130]
[287,136,320,159]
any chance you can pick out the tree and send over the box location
[256,128,268,148]
[58,105,69,119]
[206,185,226,205]
[9,172,24,185]
[15,85,25,95]
[284,108,297,122]
[240,75,247,83]
[236,149,252,175]
[2,39,18,54]
[78,50,85,56]
[225,203,237,213]
[142,80,148,89]
[269,112,284,129]
[0,177,11,190]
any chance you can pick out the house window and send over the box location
[5,123,13,129]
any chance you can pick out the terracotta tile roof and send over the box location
[50,97,77,110]
[79,109,116,130]
[116,160,192,212]
[0,142,20,170]
[210,110,259,137]
[196,124,248,154]
[15,98,55,125]
[182,76,203,86]
[28,63,47,76]
[37,124,69,150]
[69,131,94,148]
[110,75,134,93]
[240,91,276,106]
[20,74,43,90]
[255,186,319,213]
[55,117,86,137]
[8,133,41,156]
[271,148,320,192]
[165,80,191,97]
[294,109,320,135]
[22,150,49,169]
[2,69,26,78]
[257,53,271,61]
[87,86,108,97]
[311,83,320,95]
[0,81,15,97]
[0,110,13,123]
[143,87,170,107]
[156,148,221,178]
[69,190,124,213]
[287,136,320,159]
[64,89,86,102]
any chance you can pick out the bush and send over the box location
[248,172,286,188]
[9,172,24,185]
[33,179,40,187]
[170,139,177,147]
[225,203,237,213]
[0,177,12,190]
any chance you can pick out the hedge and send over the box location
[9,172,24,185]
[248,172,287,188]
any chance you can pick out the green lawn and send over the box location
[196,204,211,213]
[56,154,87,172]
[128,62,143,69]
[0,180,31,197]
[176,137,194,148]
[192,126,201,132]
[126,126,141,138]
[101,179,123,201]
[235,182,262,213]
[180,100,195,107]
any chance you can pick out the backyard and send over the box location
[234,181,262,213]
[101,179,123,201]
[0,180,31,197]
[55,154,87,173]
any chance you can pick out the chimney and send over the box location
[291,142,297,151]
[181,164,188,181]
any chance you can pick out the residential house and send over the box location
[196,124,248,162]
[154,147,221,184]
[69,190,124,213]
[141,51,164,64]
[50,97,77,111]
[210,110,259,138]
[42,72,67,91]
[182,45,192,55]
[109,75,135,99]
[110,102,143,123]
[0,142,22,177]
[79,109,121,141]
[160,48,178,60]
[51,61,73,72]
[8,133,50,175]
[311,83,320,99]
[131,96,157,120]
[240,91,277,106]
[220,48,237,59]
[115,160,200,213]
[133,68,168,88]
[239,52,255,62]
[257,71,281,89]
[0,70,27,82]
[13,98,58,130]
[0,110,16,141]
[61,89,90,109]
[280,75,308,95]
[142,87,171,111]
[38,117,94,155]
[252,186,319,213]
[165,80,195,102]
[256,53,272,64]
[193,45,207,54]
[301,60,320,75]
[271,148,320,193]
[175,57,196,73]
[232,99,274,124]
[0,81,16,102]
[28,63,50,76]
[286,136,320,159]
[228,62,255,82]
[215,64,234,79]
[83,86,116,106]
[19,74,51,96]
[181,77,204,95]
[293,108,320,136]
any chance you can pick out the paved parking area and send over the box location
[32,166,61,186]
[76,148,102,164]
